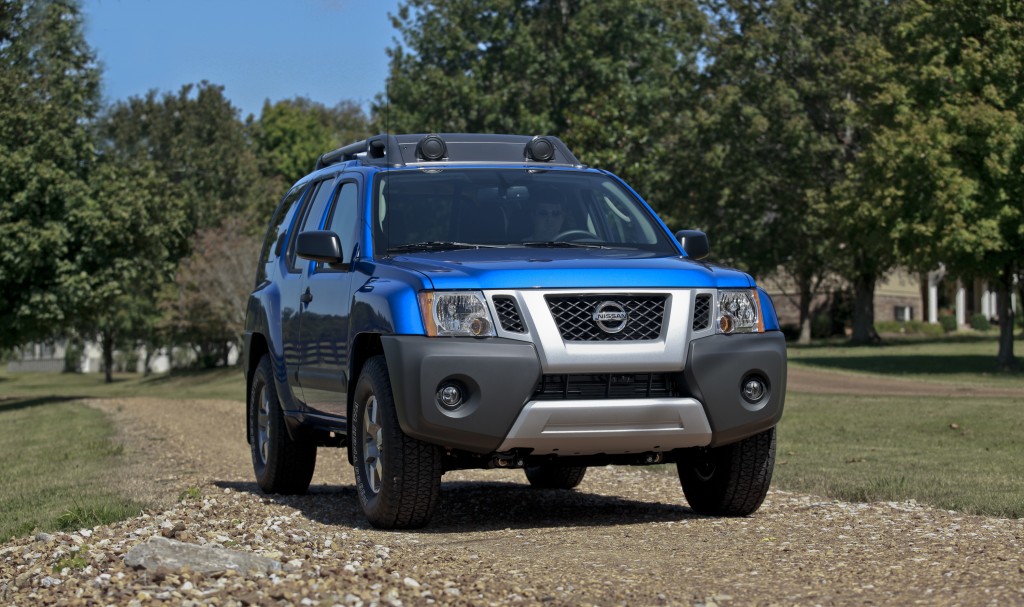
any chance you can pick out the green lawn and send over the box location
[0,397,147,540]
[0,366,245,402]
[0,367,244,540]
[773,392,1024,518]
[788,335,1024,388]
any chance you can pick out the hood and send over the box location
[384,248,753,290]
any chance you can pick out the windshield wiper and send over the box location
[387,241,508,253]
[521,241,608,249]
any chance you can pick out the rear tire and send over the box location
[677,427,776,516]
[524,464,587,489]
[248,354,316,494]
[351,356,441,529]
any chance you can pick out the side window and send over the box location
[256,184,307,284]
[322,181,359,269]
[287,177,337,273]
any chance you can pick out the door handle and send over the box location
[300,288,313,305]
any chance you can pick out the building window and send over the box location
[894,305,913,322]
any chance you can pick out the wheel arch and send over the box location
[347,332,386,463]
[246,332,271,445]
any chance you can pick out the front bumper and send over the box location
[381,331,786,454]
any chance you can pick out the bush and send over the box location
[970,313,991,332]
[811,314,833,339]
[63,342,83,373]
[939,314,958,333]
[874,321,945,337]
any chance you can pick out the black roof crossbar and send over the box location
[315,134,402,170]
[314,133,582,171]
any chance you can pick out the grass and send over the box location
[788,335,1024,388]
[0,366,245,402]
[0,397,147,540]
[0,367,243,540]
[772,392,1024,518]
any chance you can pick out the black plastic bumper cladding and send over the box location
[380,336,542,453]
[683,332,787,447]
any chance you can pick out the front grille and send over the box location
[532,373,676,400]
[546,295,666,341]
[693,294,712,331]
[492,296,525,333]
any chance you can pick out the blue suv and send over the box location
[243,134,786,529]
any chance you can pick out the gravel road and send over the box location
[1,368,1022,606]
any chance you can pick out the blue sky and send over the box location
[81,0,403,119]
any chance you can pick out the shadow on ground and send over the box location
[0,395,81,414]
[794,354,1021,376]
[215,478,697,532]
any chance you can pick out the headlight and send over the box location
[716,289,763,334]
[418,291,496,337]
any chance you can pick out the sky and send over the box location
[81,0,403,120]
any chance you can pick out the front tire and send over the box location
[248,354,316,494]
[677,427,776,516]
[351,356,441,529]
[524,464,587,489]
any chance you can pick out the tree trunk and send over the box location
[143,346,154,377]
[996,265,1018,371]
[797,277,813,345]
[850,271,879,345]
[102,333,115,384]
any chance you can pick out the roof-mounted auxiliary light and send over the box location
[416,135,447,161]
[525,136,555,162]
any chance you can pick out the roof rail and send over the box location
[314,134,403,171]
[315,133,583,171]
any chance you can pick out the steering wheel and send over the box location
[554,229,599,241]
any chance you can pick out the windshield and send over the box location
[373,169,677,256]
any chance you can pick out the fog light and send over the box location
[436,382,465,410]
[741,376,767,403]
[718,314,735,334]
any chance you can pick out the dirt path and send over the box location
[787,364,1024,398]
[2,368,1023,605]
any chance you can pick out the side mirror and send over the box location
[296,230,343,264]
[675,230,710,260]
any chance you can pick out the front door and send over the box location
[296,177,361,418]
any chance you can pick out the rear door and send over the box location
[296,175,362,418]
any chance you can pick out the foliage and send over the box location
[97,82,267,232]
[874,320,946,337]
[940,314,958,333]
[58,157,189,381]
[970,313,992,332]
[0,0,100,348]
[162,216,261,368]
[379,0,704,212]
[689,0,902,346]
[251,97,369,187]
[870,0,1024,368]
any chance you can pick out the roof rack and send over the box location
[314,133,582,171]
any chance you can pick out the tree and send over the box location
[162,216,261,368]
[875,0,1024,369]
[378,0,705,211]
[688,0,901,344]
[59,158,189,382]
[0,0,100,348]
[251,97,369,187]
[97,82,266,232]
